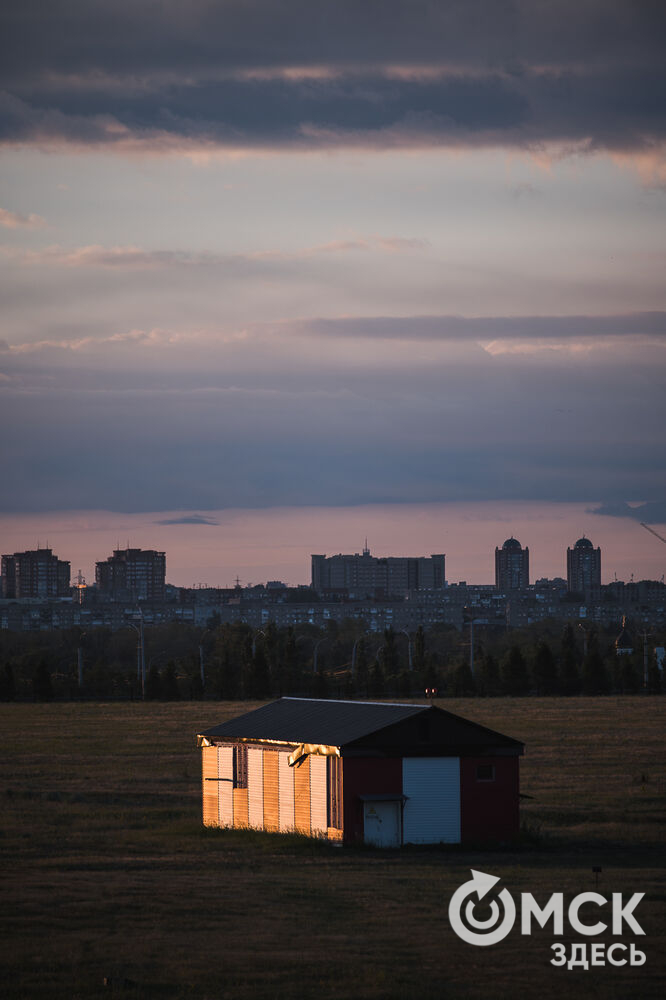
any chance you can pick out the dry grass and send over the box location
[0,697,664,999]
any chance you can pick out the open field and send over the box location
[1,697,664,999]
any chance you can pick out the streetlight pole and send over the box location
[127,615,146,700]
[199,628,213,689]
[351,635,365,676]
[77,630,87,689]
[251,629,266,658]
[313,637,326,674]
[399,629,413,671]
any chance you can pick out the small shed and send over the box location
[198,698,524,846]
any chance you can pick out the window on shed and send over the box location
[476,763,495,782]
[327,756,342,829]
[233,745,248,788]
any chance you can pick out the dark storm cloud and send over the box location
[590,501,666,523]
[1,335,664,513]
[297,312,666,341]
[156,514,219,525]
[1,1,664,151]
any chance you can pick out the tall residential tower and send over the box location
[495,538,529,591]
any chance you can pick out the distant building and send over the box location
[96,548,166,602]
[495,538,529,591]
[311,545,445,598]
[567,536,601,599]
[615,616,634,655]
[1,547,70,599]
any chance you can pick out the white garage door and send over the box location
[402,757,460,844]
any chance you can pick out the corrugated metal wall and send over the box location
[218,745,234,827]
[309,755,327,836]
[201,745,219,826]
[294,757,311,834]
[402,757,461,844]
[247,747,264,830]
[263,749,279,832]
[203,744,335,839]
[278,751,295,832]
[233,787,249,828]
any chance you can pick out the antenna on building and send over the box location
[363,537,369,556]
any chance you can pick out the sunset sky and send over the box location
[1,1,664,586]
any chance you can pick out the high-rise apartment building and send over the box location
[1,548,71,599]
[495,538,529,591]
[311,545,445,598]
[96,548,166,602]
[567,536,601,599]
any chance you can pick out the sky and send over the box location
[1,1,665,585]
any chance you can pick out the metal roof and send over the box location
[200,697,427,746]
[199,697,523,753]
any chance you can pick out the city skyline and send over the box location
[1,500,663,590]
[1,3,665,584]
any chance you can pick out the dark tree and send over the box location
[500,646,530,696]
[250,645,271,700]
[145,664,162,700]
[476,652,501,697]
[413,626,426,674]
[450,659,476,697]
[560,624,581,695]
[531,640,558,695]
[354,638,369,697]
[382,628,400,676]
[0,663,16,702]
[34,660,53,702]
[369,655,386,697]
[162,661,181,701]
[581,637,610,695]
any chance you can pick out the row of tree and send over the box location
[0,619,662,702]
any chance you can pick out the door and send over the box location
[363,800,401,847]
[402,757,461,844]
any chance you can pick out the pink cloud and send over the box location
[0,207,46,229]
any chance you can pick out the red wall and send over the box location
[460,757,520,843]
[342,757,402,845]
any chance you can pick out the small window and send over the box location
[233,745,248,788]
[476,763,495,782]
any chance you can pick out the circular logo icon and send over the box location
[448,869,516,946]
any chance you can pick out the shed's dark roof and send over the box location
[199,698,523,754]
[200,698,425,746]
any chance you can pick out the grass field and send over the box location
[1,697,664,999]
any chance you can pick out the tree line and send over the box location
[0,618,662,702]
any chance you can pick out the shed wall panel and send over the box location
[294,757,311,834]
[341,757,402,845]
[278,752,295,832]
[309,755,328,836]
[233,788,249,828]
[263,749,279,832]
[218,745,234,827]
[247,747,264,830]
[201,746,219,827]
[460,756,520,842]
[402,757,460,844]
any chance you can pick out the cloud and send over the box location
[589,501,666,525]
[293,312,666,342]
[1,2,665,155]
[156,514,219,525]
[0,320,664,514]
[1,236,428,270]
[0,206,46,228]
